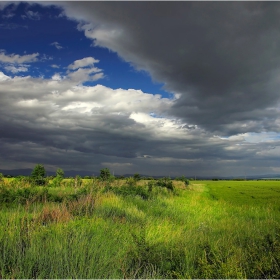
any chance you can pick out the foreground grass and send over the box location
[0,179,280,278]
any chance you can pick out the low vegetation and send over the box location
[0,167,279,278]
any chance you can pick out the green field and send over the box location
[205,180,280,208]
[0,178,279,278]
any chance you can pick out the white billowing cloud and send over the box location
[129,112,195,140]
[52,73,63,81]
[0,71,11,81]
[0,51,39,64]
[4,64,28,73]
[0,70,183,142]
[67,57,103,84]
[56,85,173,120]
[68,57,100,70]
[50,42,63,50]
[67,67,104,83]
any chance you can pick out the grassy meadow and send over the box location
[0,177,280,278]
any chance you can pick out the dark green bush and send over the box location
[111,184,150,200]
[31,164,46,186]
[133,173,141,181]
[156,177,174,191]
[175,176,190,186]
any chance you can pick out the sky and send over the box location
[1,1,280,177]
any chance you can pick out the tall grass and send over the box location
[0,179,279,278]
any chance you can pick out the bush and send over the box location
[56,168,64,178]
[175,176,190,186]
[112,184,150,200]
[100,168,110,181]
[133,173,141,181]
[99,168,114,181]
[31,164,46,186]
[156,177,174,191]
[51,176,63,188]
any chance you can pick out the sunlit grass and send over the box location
[0,179,279,278]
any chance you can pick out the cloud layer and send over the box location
[60,2,280,136]
[0,51,39,63]
[2,2,280,176]
[1,62,280,176]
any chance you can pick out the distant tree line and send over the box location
[0,164,195,186]
[3,164,276,183]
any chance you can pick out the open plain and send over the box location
[0,178,279,278]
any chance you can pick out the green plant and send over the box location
[56,168,64,178]
[51,177,62,188]
[74,175,82,188]
[133,173,141,181]
[99,168,114,182]
[50,168,64,187]
[147,180,155,192]
[0,173,4,184]
[156,177,174,191]
[175,175,190,186]
[1,180,280,279]
[31,164,46,186]
[113,184,150,200]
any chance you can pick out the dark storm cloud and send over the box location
[61,1,280,135]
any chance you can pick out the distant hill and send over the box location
[0,169,98,178]
[0,169,34,176]
[1,168,280,180]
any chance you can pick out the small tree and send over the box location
[56,168,64,178]
[175,175,190,186]
[156,177,174,191]
[133,173,141,181]
[100,168,111,181]
[31,164,46,185]
[51,168,64,187]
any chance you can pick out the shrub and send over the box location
[31,164,46,186]
[175,175,190,186]
[56,168,64,178]
[133,173,141,181]
[51,176,63,188]
[99,168,114,181]
[156,177,174,191]
[100,168,110,181]
[113,184,150,200]
[147,180,155,192]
